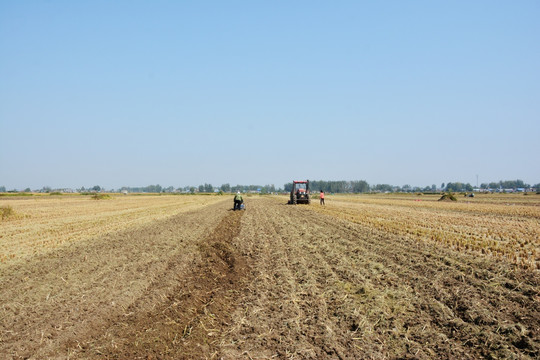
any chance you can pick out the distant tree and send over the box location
[0,186,6,192]
[24,188,31,192]
[257,184,275,194]
[372,184,393,192]
[220,183,231,192]
[149,184,162,193]
[231,185,242,193]
[204,183,213,192]
[92,185,101,192]
[431,184,436,192]
[402,184,412,192]
[446,182,473,192]
[334,181,348,193]
[488,182,500,189]
[325,181,341,193]
[500,179,528,189]
[198,185,204,193]
[441,183,445,190]
[288,180,369,193]
[42,186,52,193]
[351,180,369,193]
[189,187,196,193]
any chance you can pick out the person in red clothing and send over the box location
[319,190,325,205]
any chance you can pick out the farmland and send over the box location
[0,193,539,359]
[0,194,224,265]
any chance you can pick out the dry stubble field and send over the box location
[0,193,538,359]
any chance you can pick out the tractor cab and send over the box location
[288,180,311,205]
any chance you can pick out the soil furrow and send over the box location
[74,208,249,359]
[312,204,538,308]
[0,200,231,359]
[304,201,539,358]
[221,198,538,359]
[2,195,538,359]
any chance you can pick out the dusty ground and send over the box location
[1,196,538,359]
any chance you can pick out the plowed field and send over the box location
[1,195,538,359]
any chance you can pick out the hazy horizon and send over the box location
[1,177,537,192]
[2,1,539,190]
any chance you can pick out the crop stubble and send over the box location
[221,197,538,359]
[312,194,539,269]
[0,195,224,264]
[0,195,538,359]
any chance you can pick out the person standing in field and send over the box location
[320,190,325,205]
[233,191,244,210]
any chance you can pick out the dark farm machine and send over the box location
[288,180,311,205]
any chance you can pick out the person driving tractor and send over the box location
[233,191,244,210]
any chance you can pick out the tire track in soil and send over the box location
[221,198,538,359]
[307,207,539,358]
[306,203,539,359]
[1,201,228,360]
[221,200,357,359]
[313,204,537,301]
[3,196,537,359]
[81,208,248,359]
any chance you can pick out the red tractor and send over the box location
[288,180,311,205]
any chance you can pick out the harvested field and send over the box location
[312,193,540,269]
[0,194,224,264]
[0,194,538,359]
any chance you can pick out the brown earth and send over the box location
[1,197,538,359]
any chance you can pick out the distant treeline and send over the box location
[118,183,278,194]
[284,179,539,193]
[479,179,530,190]
[284,180,420,193]
[284,180,369,193]
[1,179,539,194]
[444,179,534,192]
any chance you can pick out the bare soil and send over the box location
[1,197,538,359]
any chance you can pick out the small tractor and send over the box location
[288,180,311,205]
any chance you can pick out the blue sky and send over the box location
[1,1,539,189]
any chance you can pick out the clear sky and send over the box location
[1,1,539,190]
